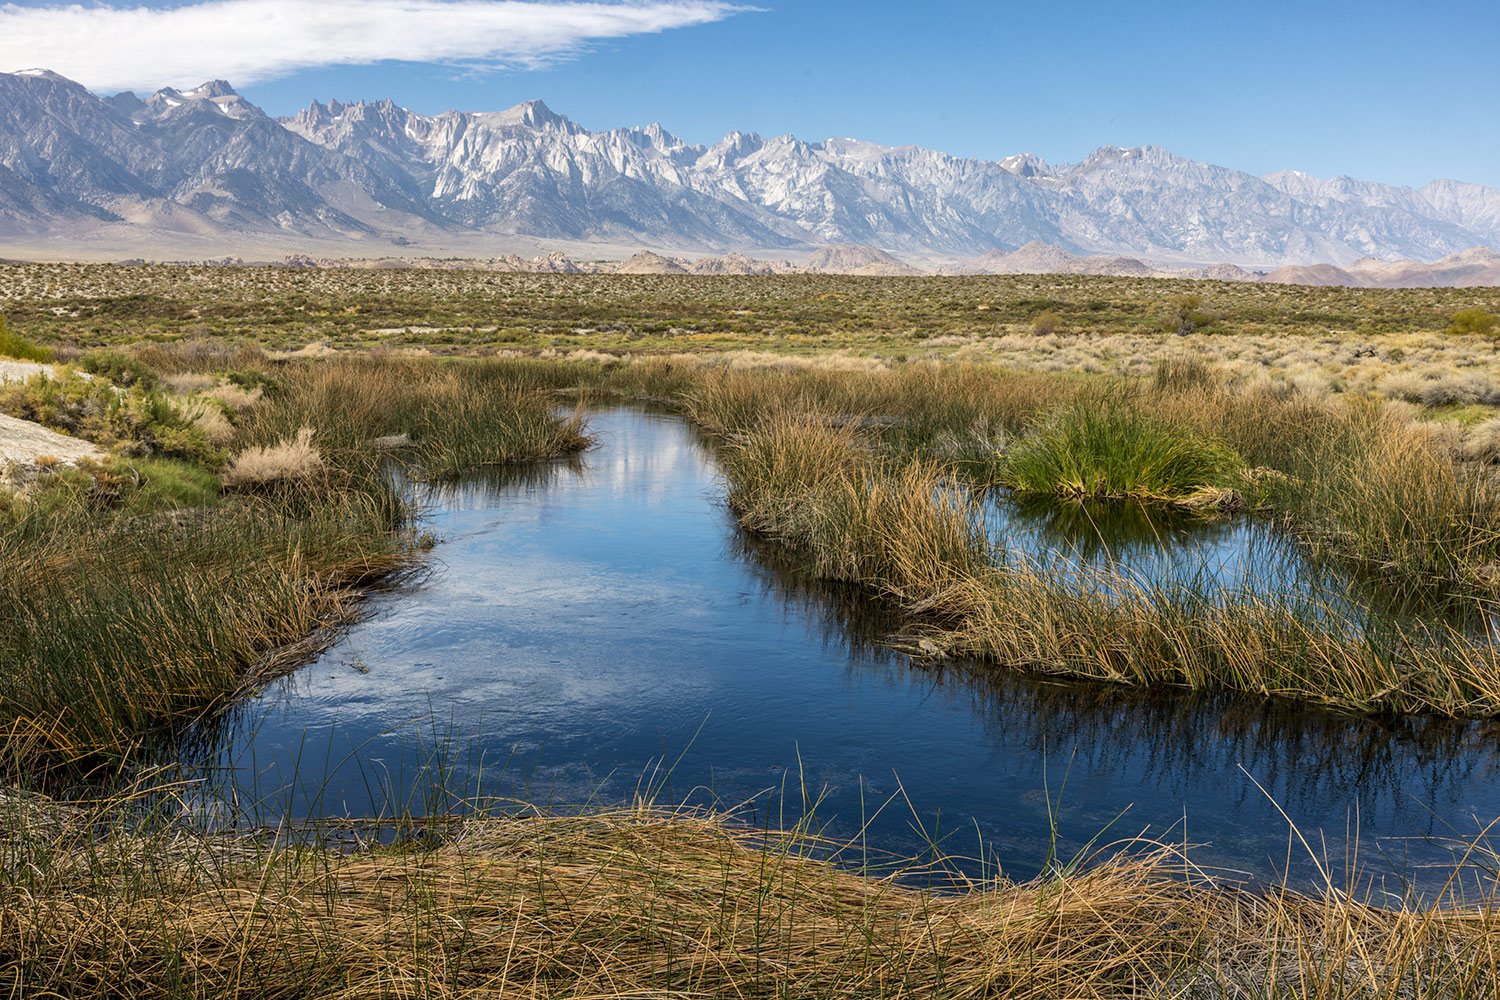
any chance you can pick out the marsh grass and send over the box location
[237,357,588,483]
[1001,400,1245,505]
[1,783,1497,999]
[0,489,410,771]
[1254,403,1500,593]
[718,415,1500,716]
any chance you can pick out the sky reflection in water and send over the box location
[197,408,1500,892]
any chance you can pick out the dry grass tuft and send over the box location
[1462,416,1500,464]
[222,427,324,488]
[176,398,236,447]
[161,372,218,395]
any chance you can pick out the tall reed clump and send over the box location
[719,417,991,617]
[718,415,1500,716]
[1266,403,1500,592]
[2,798,1496,998]
[0,485,409,770]
[235,356,587,482]
[1000,399,1245,506]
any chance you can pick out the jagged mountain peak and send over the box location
[135,81,263,123]
[634,121,689,149]
[999,153,1048,177]
[699,130,765,166]
[4,71,1500,268]
[819,136,904,160]
[1074,144,1187,171]
[292,96,406,124]
[185,80,239,99]
[484,98,570,130]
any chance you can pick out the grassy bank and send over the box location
[714,415,1500,716]
[8,346,1494,739]
[1,793,1496,998]
[0,352,586,774]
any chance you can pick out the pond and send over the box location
[196,407,1500,893]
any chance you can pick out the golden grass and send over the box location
[2,801,1497,998]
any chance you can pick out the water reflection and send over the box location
[990,492,1496,637]
[735,528,1500,868]
[182,407,1500,891]
[1003,494,1241,564]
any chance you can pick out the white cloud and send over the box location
[0,0,749,93]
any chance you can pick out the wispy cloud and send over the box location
[0,0,749,93]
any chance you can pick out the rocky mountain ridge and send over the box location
[3,70,1500,270]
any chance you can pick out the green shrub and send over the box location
[79,348,158,389]
[1448,307,1498,337]
[0,371,221,466]
[223,368,278,393]
[1164,294,1213,336]
[0,317,54,363]
[1031,309,1063,335]
[1003,400,1244,504]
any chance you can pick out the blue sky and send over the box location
[2,0,1497,187]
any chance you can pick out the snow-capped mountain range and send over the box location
[3,69,1499,267]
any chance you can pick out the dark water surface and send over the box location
[208,408,1500,891]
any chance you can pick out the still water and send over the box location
[207,408,1500,890]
